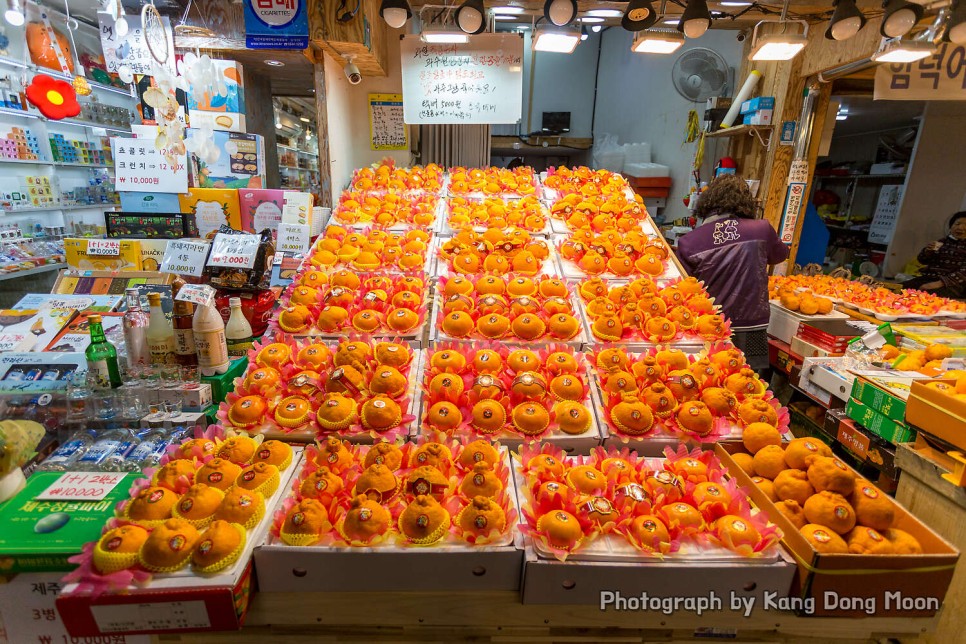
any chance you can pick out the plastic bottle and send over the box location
[101,428,141,472]
[122,288,150,367]
[75,428,138,471]
[225,297,254,357]
[172,299,198,367]
[36,429,97,472]
[193,300,229,376]
[146,292,176,365]
[86,314,122,389]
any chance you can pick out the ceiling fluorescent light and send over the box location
[678,0,712,39]
[421,23,470,43]
[587,9,623,18]
[631,30,685,54]
[533,26,581,52]
[881,0,923,39]
[544,0,578,26]
[872,38,935,63]
[826,0,866,40]
[748,18,809,60]
[582,17,605,24]
[492,5,525,14]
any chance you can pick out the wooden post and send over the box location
[313,52,334,209]
[242,67,281,189]
[787,81,832,267]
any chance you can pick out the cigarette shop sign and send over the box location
[875,43,966,100]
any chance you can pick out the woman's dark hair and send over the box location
[950,211,966,228]
[693,174,759,220]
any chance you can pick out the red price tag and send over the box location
[35,472,125,501]
[86,239,121,256]
[837,422,870,460]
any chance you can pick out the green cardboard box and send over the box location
[846,397,916,444]
[849,374,917,423]
[201,356,248,404]
[0,472,141,574]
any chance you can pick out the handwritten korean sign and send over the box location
[112,136,188,194]
[161,240,210,277]
[868,184,904,245]
[97,11,174,76]
[369,93,408,151]
[36,472,126,501]
[401,34,524,124]
[276,222,310,255]
[874,43,966,100]
[208,233,260,269]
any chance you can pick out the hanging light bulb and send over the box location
[622,0,658,32]
[825,0,866,40]
[678,0,711,39]
[4,0,24,26]
[544,0,577,27]
[456,0,486,34]
[881,0,923,39]
[379,0,412,29]
[944,0,966,45]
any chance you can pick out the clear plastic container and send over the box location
[35,429,97,472]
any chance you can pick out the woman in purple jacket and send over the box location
[676,175,789,373]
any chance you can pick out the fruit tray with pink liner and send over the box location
[577,276,731,348]
[348,163,445,195]
[586,344,791,452]
[269,270,429,345]
[430,274,586,346]
[432,227,558,280]
[58,426,302,620]
[555,229,683,282]
[446,166,538,200]
[300,224,434,275]
[254,438,524,591]
[443,195,552,237]
[329,190,441,230]
[415,342,602,453]
[217,336,423,444]
[515,443,783,563]
[540,166,632,203]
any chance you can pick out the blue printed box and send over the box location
[740,96,776,114]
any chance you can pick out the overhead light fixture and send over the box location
[421,24,471,43]
[4,0,24,26]
[944,0,966,44]
[748,19,809,60]
[587,9,623,18]
[581,17,604,24]
[581,26,588,41]
[300,116,311,123]
[881,0,923,39]
[380,0,413,29]
[662,18,679,25]
[494,15,516,20]
[492,5,525,14]
[533,25,581,52]
[591,24,602,33]
[872,38,934,62]
[678,0,711,39]
[622,0,658,32]
[631,29,685,53]
[266,60,285,67]
[720,1,751,5]
[544,0,577,27]
[826,0,866,40]
[456,0,486,34]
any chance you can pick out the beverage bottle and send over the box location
[127,425,190,470]
[146,292,176,364]
[86,314,122,389]
[101,428,142,472]
[122,287,150,367]
[193,300,229,376]
[172,299,198,366]
[225,297,254,357]
[75,428,138,471]
[36,429,97,472]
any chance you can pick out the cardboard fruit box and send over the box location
[715,442,958,618]
[905,379,966,451]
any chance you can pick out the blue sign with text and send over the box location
[244,0,309,50]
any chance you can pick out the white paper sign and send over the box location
[208,233,260,269]
[86,239,121,256]
[401,34,524,124]
[276,223,310,255]
[868,184,904,245]
[91,601,211,633]
[161,240,209,276]
[112,136,188,194]
[97,11,174,77]
[175,284,215,308]
[35,471,126,501]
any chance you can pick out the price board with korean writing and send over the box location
[161,240,210,276]
[369,93,408,150]
[208,233,260,269]
[875,43,966,100]
[97,11,174,76]
[112,136,188,194]
[400,34,524,124]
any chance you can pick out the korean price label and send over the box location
[207,233,260,269]
[36,471,126,501]
[175,284,216,308]
[837,423,870,460]
[160,240,210,277]
[276,222,310,255]
[86,239,121,256]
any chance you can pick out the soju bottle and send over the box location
[86,314,122,389]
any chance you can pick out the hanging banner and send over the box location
[400,34,524,124]
[97,12,174,76]
[778,159,809,245]
[874,43,966,100]
[244,0,309,50]
[369,93,408,151]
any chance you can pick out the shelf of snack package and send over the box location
[0,261,67,281]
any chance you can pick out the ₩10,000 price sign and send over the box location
[160,240,209,277]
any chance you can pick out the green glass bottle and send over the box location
[86,314,122,389]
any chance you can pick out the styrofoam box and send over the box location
[622,162,670,178]
[799,357,858,403]
[254,449,524,592]
[766,302,850,344]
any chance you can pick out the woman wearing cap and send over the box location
[903,211,966,299]
[676,175,789,375]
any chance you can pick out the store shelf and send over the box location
[277,144,319,157]
[0,157,50,165]
[705,124,773,147]
[0,158,112,169]
[0,56,136,99]
[0,262,65,282]
[0,106,41,120]
[815,174,906,181]
[1,204,117,215]
[280,165,319,172]
[54,119,132,134]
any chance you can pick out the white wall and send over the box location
[593,28,743,221]
[324,29,412,194]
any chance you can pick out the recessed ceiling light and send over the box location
[586,9,622,18]
[663,18,679,24]
[300,116,311,123]
[581,17,605,23]
[266,60,285,67]
[719,1,751,6]
[495,14,517,20]
[492,5,525,14]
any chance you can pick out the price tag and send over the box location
[276,222,310,255]
[207,233,260,269]
[175,284,215,308]
[837,422,870,460]
[160,240,210,277]
[35,471,126,501]
[942,358,966,371]
[86,239,121,256]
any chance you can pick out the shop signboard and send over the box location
[400,34,524,124]
[778,159,809,245]
[874,43,966,100]
[244,0,309,49]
